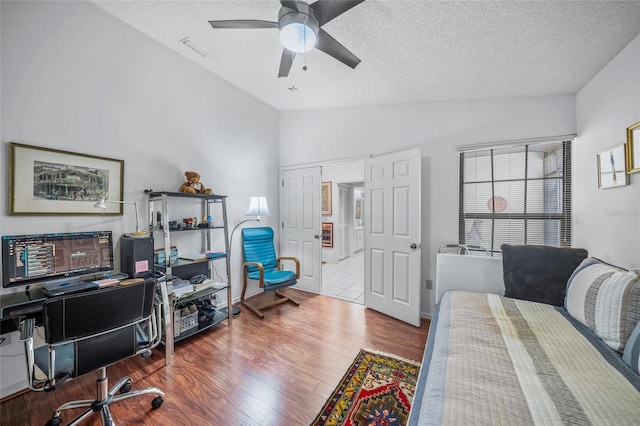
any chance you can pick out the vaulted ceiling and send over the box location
[91,1,640,111]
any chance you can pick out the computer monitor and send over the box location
[1,231,114,289]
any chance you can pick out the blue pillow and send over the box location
[623,320,640,374]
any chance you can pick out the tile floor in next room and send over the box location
[321,251,364,304]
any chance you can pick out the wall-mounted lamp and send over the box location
[228,196,271,315]
[94,196,147,237]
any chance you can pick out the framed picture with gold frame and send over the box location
[321,181,332,215]
[626,121,640,174]
[9,142,124,215]
[597,144,628,189]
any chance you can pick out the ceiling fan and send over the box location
[209,0,365,78]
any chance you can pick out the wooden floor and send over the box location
[1,289,430,426]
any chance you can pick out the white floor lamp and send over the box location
[228,196,271,315]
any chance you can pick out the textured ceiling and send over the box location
[90,0,640,111]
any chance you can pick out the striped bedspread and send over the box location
[409,291,640,425]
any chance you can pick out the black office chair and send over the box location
[241,227,300,319]
[19,279,164,426]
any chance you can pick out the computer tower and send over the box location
[120,236,154,278]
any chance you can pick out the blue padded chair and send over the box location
[242,227,300,319]
[19,279,164,426]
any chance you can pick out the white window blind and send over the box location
[459,140,572,254]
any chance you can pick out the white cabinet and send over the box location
[435,254,504,304]
[354,227,364,253]
[0,331,28,398]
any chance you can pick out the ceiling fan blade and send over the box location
[278,49,296,78]
[280,1,299,12]
[315,28,361,69]
[208,20,278,29]
[310,0,366,26]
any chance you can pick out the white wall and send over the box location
[280,95,576,315]
[0,1,280,298]
[575,34,640,268]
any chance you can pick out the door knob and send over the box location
[410,243,417,249]
[314,234,320,239]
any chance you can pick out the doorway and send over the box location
[281,149,422,325]
[321,180,365,304]
[321,250,364,304]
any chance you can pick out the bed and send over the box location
[409,290,640,425]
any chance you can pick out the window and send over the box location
[459,140,572,255]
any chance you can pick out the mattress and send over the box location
[409,291,640,425]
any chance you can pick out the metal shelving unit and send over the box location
[146,191,231,365]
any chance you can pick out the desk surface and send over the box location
[0,272,138,321]
[0,288,47,321]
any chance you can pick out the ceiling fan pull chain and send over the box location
[302,16,309,72]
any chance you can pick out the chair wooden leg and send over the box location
[241,300,265,319]
[242,290,300,319]
[241,272,266,318]
[242,263,300,318]
[274,290,300,306]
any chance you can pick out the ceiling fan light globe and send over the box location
[280,22,317,53]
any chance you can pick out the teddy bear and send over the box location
[178,171,213,195]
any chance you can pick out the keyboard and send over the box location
[42,281,100,297]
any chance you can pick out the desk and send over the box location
[1,288,47,329]
[0,279,173,398]
[0,279,173,364]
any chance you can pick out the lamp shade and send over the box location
[246,196,271,218]
[93,198,107,209]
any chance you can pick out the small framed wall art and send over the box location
[626,121,640,173]
[9,142,124,215]
[597,144,628,189]
[322,181,332,215]
[321,222,333,247]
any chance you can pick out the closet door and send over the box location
[280,166,322,293]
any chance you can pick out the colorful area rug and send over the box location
[312,348,421,426]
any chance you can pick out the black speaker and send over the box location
[120,236,154,278]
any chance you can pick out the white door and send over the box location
[280,167,322,293]
[364,148,422,326]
